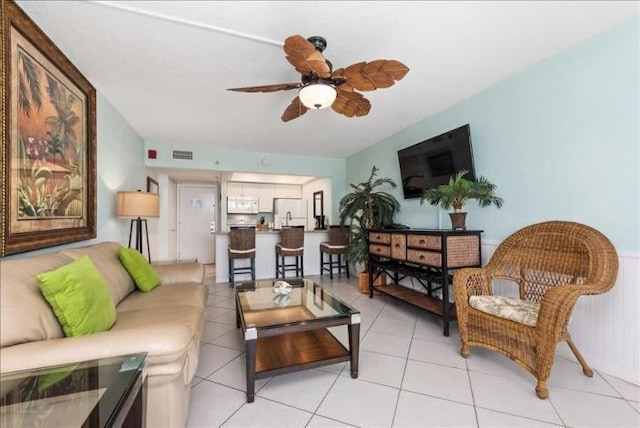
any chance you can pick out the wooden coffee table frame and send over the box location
[235,285,360,403]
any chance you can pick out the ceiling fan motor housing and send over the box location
[307,36,327,52]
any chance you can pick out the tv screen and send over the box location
[397,124,476,199]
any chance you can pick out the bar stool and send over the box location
[275,226,304,278]
[320,225,350,279]
[228,226,256,287]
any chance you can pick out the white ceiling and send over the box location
[17,1,638,158]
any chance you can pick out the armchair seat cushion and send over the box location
[469,295,539,327]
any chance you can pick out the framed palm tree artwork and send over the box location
[1,0,96,256]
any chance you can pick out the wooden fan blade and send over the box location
[343,62,377,91]
[380,60,410,80]
[283,35,331,79]
[331,68,354,92]
[227,83,302,93]
[281,96,309,122]
[341,59,409,92]
[332,89,371,118]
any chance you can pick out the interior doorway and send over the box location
[177,184,216,264]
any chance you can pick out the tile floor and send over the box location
[188,274,640,428]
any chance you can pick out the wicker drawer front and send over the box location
[407,249,441,267]
[407,234,441,250]
[391,234,407,260]
[370,244,391,257]
[370,232,391,244]
[446,235,480,267]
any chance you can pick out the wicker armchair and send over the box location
[453,221,618,399]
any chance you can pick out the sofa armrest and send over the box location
[153,262,204,285]
[0,324,194,375]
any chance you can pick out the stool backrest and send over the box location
[229,227,256,251]
[280,226,304,249]
[328,225,349,246]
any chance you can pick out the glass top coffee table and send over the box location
[235,278,360,402]
[0,353,146,427]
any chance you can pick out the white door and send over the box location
[177,184,216,263]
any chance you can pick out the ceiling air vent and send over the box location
[172,150,193,160]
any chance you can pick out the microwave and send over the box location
[227,197,259,214]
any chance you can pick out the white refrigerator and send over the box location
[273,198,307,229]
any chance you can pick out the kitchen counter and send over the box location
[214,230,330,284]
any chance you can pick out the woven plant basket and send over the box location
[358,272,387,294]
[449,212,467,230]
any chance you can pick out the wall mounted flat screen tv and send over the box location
[397,124,476,199]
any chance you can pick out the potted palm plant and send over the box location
[339,166,400,293]
[421,169,503,230]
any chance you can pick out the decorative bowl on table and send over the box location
[272,280,292,295]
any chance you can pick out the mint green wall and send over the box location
[97,93,148,245]
[2,93,146,259]
[145,142,347,224]
[346,16,639,252]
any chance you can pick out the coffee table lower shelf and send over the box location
[255,329,350,378]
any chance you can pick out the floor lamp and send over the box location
[116,191,160,262]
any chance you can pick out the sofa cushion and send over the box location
[37,255,117,337]
[118,248,161,292]
[117,283,207,313]
[114,305,205,339]
[152,262,205,285]
[60,242,135,305]
[0,323,196,374]
[469,295,539,327]
[0,253,69,347]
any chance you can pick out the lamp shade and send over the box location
[116,191,160,218]
[298,83,337,110]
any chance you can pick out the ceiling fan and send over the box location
[227,35,409,122]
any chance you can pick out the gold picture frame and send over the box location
[1,0,97,256]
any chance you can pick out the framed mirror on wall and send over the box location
[313,191,325,230]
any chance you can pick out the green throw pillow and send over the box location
[37,255,116,337]
[118,247,161,292]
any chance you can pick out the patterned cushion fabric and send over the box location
[469,295,540,327]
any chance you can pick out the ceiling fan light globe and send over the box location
[299,83,336,110]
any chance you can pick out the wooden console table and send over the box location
[367,228,482,336]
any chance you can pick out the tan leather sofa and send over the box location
[0,242,208,428]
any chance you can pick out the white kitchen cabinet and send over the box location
[227,182,243,197]
[228,181,301,211]
[227,182,259,198]
[242,183,259,198]
[257,184,275,212]
[274,184,302,198]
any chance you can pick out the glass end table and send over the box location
[0,353,147,428]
